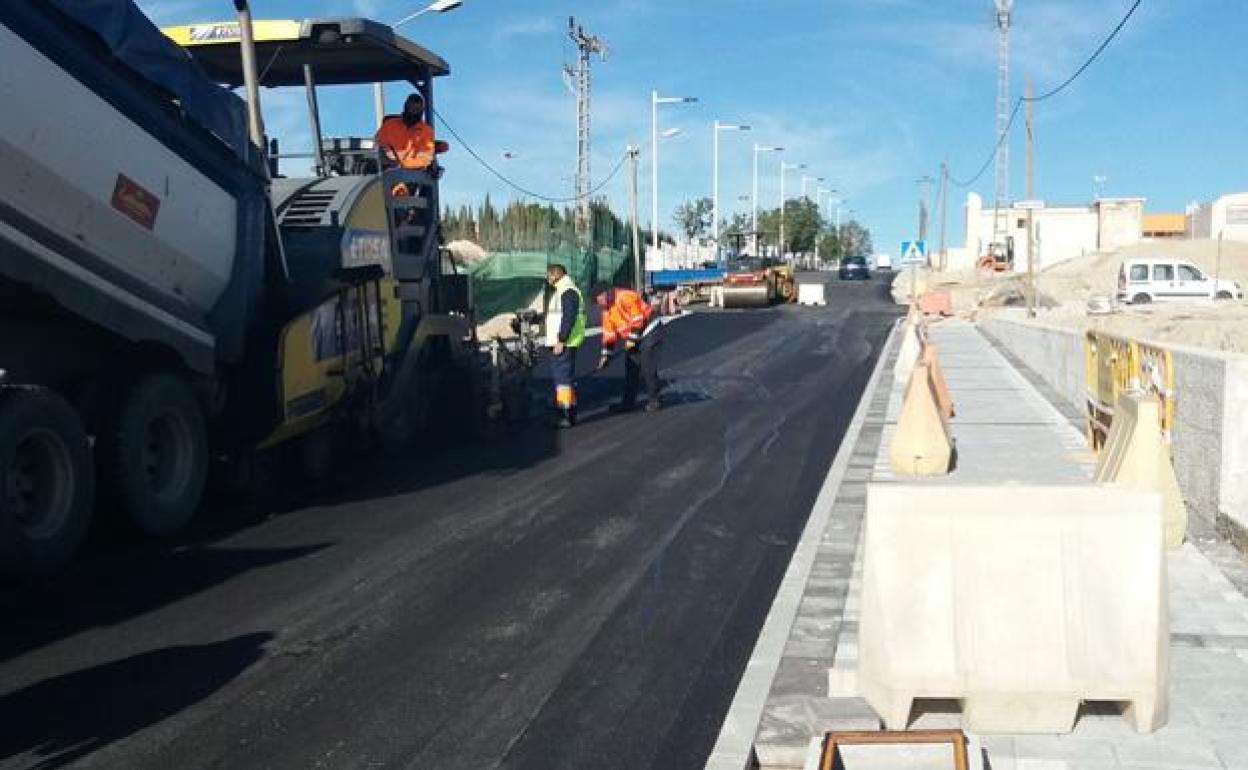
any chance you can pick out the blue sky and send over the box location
[139,0,1245,256]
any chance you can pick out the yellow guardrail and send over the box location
[1084,331,1175,452]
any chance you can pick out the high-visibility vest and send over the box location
[601,289,653,349]
[545,275,586,348]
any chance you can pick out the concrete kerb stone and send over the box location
[701,318,900,770]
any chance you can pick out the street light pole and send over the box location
[779,160,805,259]
[751,144,782,255]
[713,121,750,263]
[651,91,698,254]
[801,175,823,200]
[376,0,464,126]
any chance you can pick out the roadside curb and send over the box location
[701,317,901,770]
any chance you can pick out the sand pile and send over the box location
[892,240,1248,354]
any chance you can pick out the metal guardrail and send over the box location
[1084,331,1175,451]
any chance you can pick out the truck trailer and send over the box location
[0,2,528,577]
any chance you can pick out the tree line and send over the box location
[674,196,873,259]
[442,196,667,254]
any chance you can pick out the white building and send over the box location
[1186,192,1248,242]
[946,193,1144,273]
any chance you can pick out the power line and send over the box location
[431,108,628,204]
[948,0,1143,189]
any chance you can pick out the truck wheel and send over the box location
[1216,290,1233,300]
[0,388,94,578]
[102,374,207,536]
[1132,293,1152,305]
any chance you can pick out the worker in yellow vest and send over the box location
[543,264,586,428]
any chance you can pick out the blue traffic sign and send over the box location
[900,240,928,265]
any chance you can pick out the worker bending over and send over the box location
[544,264,586,428]
[595,284,663,413]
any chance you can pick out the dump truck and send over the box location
[0,2,531,577]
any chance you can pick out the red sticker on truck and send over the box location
[111,174,160,230]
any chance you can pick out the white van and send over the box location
[1117,258,1242,305]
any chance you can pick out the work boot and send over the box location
[608,402,636,414]
[644,399,662,413]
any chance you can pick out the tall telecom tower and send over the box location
[992,0,1013,242]
[565,18,607,236]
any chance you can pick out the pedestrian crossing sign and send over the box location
[900,240,928,265]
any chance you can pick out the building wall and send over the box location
[1096,198,1145,252]
[1186,193,1248,242]
[959,194,1145,272]
[963,192,1100,271]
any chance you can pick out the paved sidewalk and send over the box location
[741,319,1248,770]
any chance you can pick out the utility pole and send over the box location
[565,17,606,239]
[1025,77,1036,315]
[916,175,934,242]
[993,0,1013,245]
[938,161,950,271]
[628,145,642,291]
[1025,77,1034,200]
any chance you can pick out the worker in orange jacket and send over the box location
[375,93,436,170]
[593,284,664,413]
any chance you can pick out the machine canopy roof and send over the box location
[162,18,451,87]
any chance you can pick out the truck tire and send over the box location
[1216,290,1233,300]
[1132,293,1152,305]
[101,374,208,536]
[0,388,94,578]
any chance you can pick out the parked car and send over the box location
[1117,258,1243,304]
[839,255,871,281]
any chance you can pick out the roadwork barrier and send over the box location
[1085,331,1174,451]
[857,483,1169,735]
[981,317,1248,555]
[892,316,925,385]
[797,283,827,306]
[1095,393,1187,549]
[888,360,953,476]
[923,341,955,420]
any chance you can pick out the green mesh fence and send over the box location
[468,224,637,324]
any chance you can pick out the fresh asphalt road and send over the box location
[0,273,898,770]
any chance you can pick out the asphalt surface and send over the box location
[0,273,899,770]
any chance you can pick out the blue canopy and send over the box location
[48,0,252,162]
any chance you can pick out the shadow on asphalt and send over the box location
[0,546,325,662]
[0,632,272,770]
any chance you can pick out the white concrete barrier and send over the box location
[857,483,1169,735]
[888,362,953,477]
[1095,393,1187,550]
[892,320,924,384]
[797,283,826,306]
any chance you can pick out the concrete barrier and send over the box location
[797,283,827,306]
[1095,393,1186,549]
[857,483,1169,735]
[918,290,953,317]
[888,362,953,476]
[923,341,955,420]
[892,319,925,384]
[980,317,1248,552]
